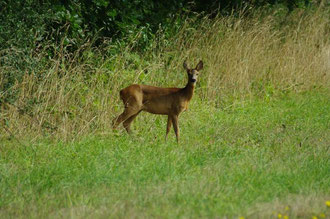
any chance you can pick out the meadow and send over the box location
[1,6,330,219]
[1,90,329,218]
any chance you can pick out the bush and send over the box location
[1,6,329,140]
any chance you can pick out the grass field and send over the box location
[1,90,329,218]
[1,7,329,219]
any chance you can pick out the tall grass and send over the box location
[1,8,329,140]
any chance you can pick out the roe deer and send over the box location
[112,60,203,143]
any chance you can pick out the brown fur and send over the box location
[113,60,203,143]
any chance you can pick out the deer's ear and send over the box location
[195,60,203,71]
[183,60,189,70]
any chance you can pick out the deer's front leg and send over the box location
[171,115,179,143]
[165,115,172,142]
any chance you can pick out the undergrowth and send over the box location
[0,8,329,141]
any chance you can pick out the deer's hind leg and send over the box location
[112,95,142,130]
[123,111,141,134]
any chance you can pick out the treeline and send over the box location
[0,0,318,51]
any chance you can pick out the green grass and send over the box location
[1,90,329,218]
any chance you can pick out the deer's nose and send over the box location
[191,79,196,82]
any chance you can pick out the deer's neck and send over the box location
[182,81,195,101]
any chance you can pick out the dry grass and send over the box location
[1,8,329,141]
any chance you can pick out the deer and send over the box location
[112,60,203,143]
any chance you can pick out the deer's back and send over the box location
[120,84,183,115]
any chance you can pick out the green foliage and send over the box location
[1,6,328,140]
[0,0,317,52]
[0,0,322,104]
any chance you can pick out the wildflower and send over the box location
[285,206,289,211]
[283,216,289,219]
[319,213,325,218]
[278,214,282,218]
[326,200,330,207]
[239,217,245,219]
[312,216,318,219]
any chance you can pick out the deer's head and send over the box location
[183,60,203,84]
